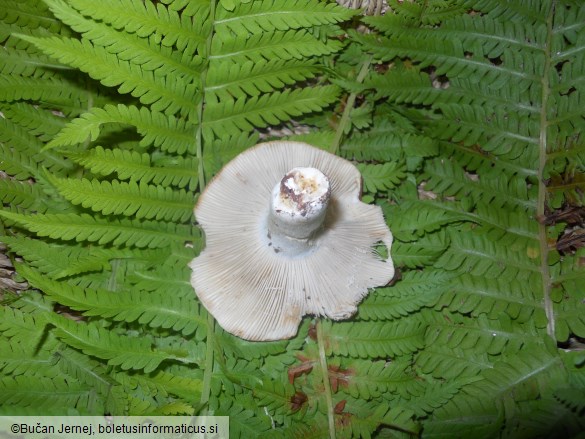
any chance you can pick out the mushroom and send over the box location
[189,141,394,341]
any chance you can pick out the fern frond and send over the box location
[0,375,92,411]
[44,0,201,81]
[211,29,341,63]
[216,400,272,438]
[416,345,491,380]
[552,257,585,340]
[251,380,295,418]
[54,346,114,397]
[357,25,535,88]
[432,103,539,156]
[436,230,540,281]
[340,119,437,161]
[391,231,448,268]
[202,86,339,138]
[383,200,466,241]
[425,312,545,358]
[0,117,71,177]
[358,270,451,320]
[0,337,58,377]
[340,359,422,400]
[115,368,203,405]
[47,314,185,373]
[437,274,548,326]
[214,0,355,36]
[1,102,67,142]
[66,0,208,54]
[475,349,565,398]
[0,45,70,77]
[18,35,198,116]
[46,175,195,223]
[0,305,47,344]
[341,400,419,438]
[324,319,425,358]
[128,253,198,298]
[19,265,205,338]
[422,158,537,211]
[398,376,475,418]
[0,75,95,114]
[217,330,289,360]
[47,104,196,153]
[0,180,43,210]
[69,146,198,191]
[206,59,320,100]
[422,393,501,439]
[356,161,407,194]
[0,210,198,248]
[3,236,135,279]
[0,0,66,38]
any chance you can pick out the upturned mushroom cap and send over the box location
[189,141,394,341]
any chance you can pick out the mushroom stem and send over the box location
[267,167,331,255]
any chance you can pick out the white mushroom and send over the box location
[189,141,394,341]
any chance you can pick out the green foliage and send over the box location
[1,0,584,438]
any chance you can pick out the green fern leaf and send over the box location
[475,349,565,399]
[65,0,208,53]
[0,0,68,40]
[416,345,491,380]
[391,231,449,268]
[115,369,203,406]
[19,265,205,337]
[46,104,196,153]
[358,270,451,320]
[341,359,422,399]
[422,158,536,211]
[0,375,93,412]
[425,312,544,357]
[44,0,201,81]
[211,29,341,63]
[214,0,355,37]
[203,85,339,138]
[340,118,437,161]
[0,337,58,377]
[0,180,42,210]
[69,146,198,191]
[0,210,198,248]
[0,75,101,114]
[383,200,465,241]
[0,117,71,176]
[1,102,67,142]
[206,59,320,99]
[0,45,70,77]
[356,161,407,194]
[422,393,501,439]
[18,35,198,116]
[2,236,136,279]
[46,175,195,223]
[436,274,548,326]
[436,230,540,281]
[324,319,425,358]
[54,346,114,397]
[47,314,184,373]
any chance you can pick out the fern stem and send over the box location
[197,0,218,413]
[329,57,372,154]
[317,320,335,439]
[106,259,120,292]
[195,0,219,191]
[537,2,555,339]
[200,309,215,413]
